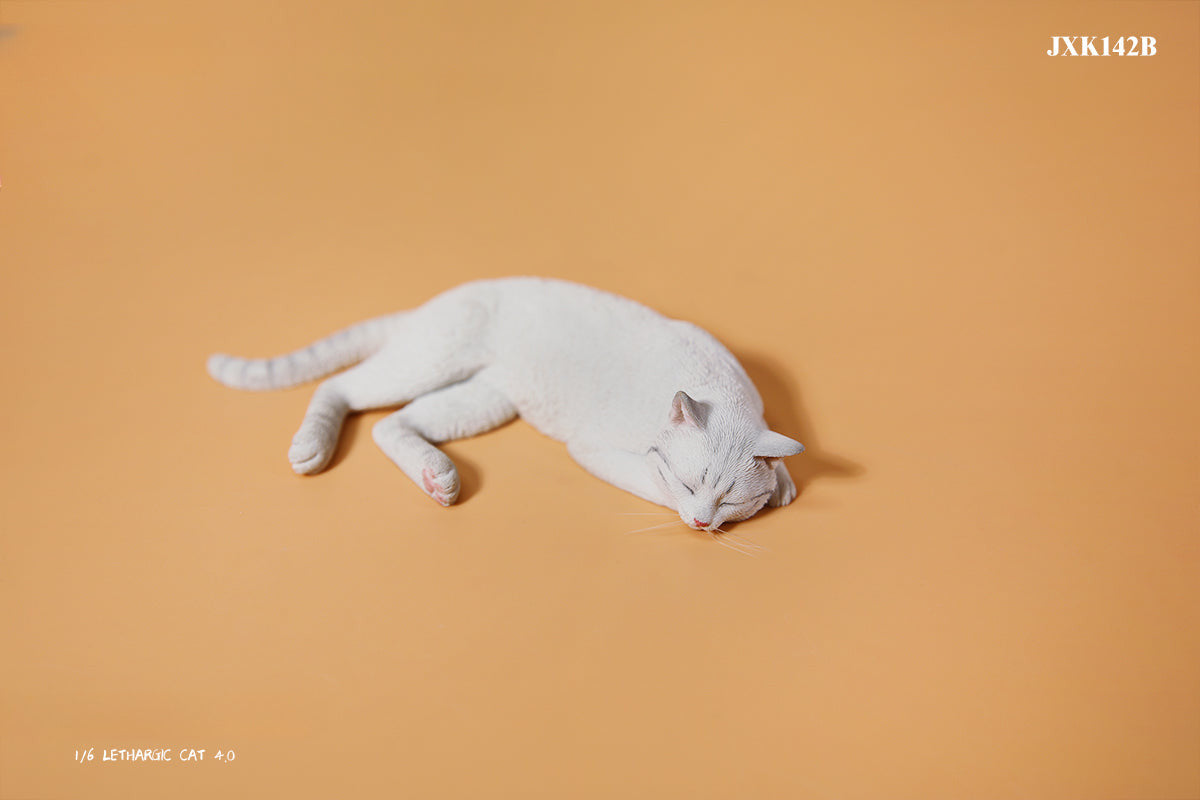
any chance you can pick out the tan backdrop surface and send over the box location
[1,1,1197,798]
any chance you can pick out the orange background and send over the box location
[2,1,1198,798]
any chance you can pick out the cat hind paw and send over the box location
[421,463,460,506]
[289,433,335,475]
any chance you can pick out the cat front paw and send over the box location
[768,463,797,507]
[421,461,460,506]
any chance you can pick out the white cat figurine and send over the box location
[208,277,804,530]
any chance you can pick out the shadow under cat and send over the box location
[736,350,863,499]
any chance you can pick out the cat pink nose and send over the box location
[693,518,710,528]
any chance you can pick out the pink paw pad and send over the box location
[421,467,452,506]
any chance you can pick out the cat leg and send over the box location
[372,376,516,505]
[768,461,797,507]
[288,321,488,474]
[566,442,674,509]
[288,353,449,475]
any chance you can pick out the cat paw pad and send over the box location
[421,465,459,506]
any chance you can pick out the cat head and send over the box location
[647,390,804,531]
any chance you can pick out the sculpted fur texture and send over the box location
[208,277,804,530]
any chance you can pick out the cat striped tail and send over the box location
[207,313,397,391]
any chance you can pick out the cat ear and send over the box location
[669,391,705,429]
[754,430,805,459]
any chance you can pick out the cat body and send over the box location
[209,277,803,530]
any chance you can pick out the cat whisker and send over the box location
[717,530,765,552]
[623,520,685,535]
[616,511,677,516]
[708,530,757,557]
[708,531,741,553]
[709,524,761,546]
[717,537,757,557]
